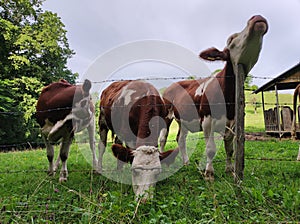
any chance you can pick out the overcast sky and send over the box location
[42,0,300,88]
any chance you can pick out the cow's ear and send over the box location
[82,79,92,94]
[111,144,134,164]
[199,47,229,61]
[159,148,179,166]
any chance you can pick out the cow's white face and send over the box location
[72,80,93,132]
[131,146,162,202]
[226,15,268,74]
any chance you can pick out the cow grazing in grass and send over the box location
[99,80,178,201]
[160,15,268,180]
[36,79,97,182]
[291,83,300,160]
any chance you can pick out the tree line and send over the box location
[0,0,77,150]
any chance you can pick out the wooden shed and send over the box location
[253,63,300,137]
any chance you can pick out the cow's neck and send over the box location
[217,62,236,120]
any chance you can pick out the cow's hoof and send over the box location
[225,165,234,174]
[47,170,55,176]
[204,170,214,182]
[93,168,102,174]
[183,159,190,165]
[59,177,67,183]
[59,171,68,183]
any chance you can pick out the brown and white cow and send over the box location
[98,80,178,201]
[160,15,268,180]
[36,79,97,182]
[291,83,300,160]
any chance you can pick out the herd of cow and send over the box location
[35,15,268,201]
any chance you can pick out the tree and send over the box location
[0,0,77,83]
[0,0,78,150]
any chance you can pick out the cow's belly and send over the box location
[179,119,202,133]
[202,115,232,135]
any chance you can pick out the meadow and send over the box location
[1,91,300,223]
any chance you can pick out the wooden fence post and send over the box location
[235,63,245,182]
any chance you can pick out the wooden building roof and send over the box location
[253,62,300,94]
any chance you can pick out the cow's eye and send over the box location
[227,33,238,45]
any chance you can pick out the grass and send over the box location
[1,90,300,223]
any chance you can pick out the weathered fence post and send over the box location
[234,63,245,182]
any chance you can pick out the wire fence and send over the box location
[0,75,298,151]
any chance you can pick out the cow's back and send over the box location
[36,81,76,127]
[100,80,165,148]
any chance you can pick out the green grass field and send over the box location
[1,90,300,223]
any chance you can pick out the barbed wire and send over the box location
[0,156,297,175]
[74,74,300,84]
[0,100,295,116]
[1,75,298,149]
[0,131,294,151]
[1,73,298,116]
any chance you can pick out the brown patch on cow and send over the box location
[159,147,179,166]
[111,144,134,164]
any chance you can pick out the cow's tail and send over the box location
[291,84,300,139]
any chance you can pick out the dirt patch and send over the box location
[245,132,275,141]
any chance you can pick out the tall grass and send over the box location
[1,90,300,223]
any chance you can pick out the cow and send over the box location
[98,80,178,202]
[159,15,268,181]
[36,79,98,182]
[291,83,300,160]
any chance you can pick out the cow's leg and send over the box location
[42,135,56,176]
[159,117,173,152]
[224,129,234,174]
[53,153,60,173]
[98,128,107,173]
[113,135,126,170]
[59,134,73,182]
[203,116,216,181]
[297,145,300,161]
[87,116,98,172]
[178,124,189,165]
[44,136,56,176]
[98,115,108,173]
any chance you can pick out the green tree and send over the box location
[0,77,43,148]
[0,0,78,150]
[0,0,77,83]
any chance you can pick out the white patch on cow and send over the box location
[131,145,161,201]
[202,115,228,135]
[41,119,54,136]
[195,75,216,97]
[50,113,74,136]
[180,118,202,133]
[159,128,168,140]
[119,86,136,106]
[166,108,174,120]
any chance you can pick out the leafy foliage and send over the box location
[0,0,77,83]
[0,0,78,149]
[0,77,43,148]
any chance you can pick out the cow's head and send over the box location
[200,15,268,76]
[226,15,268,74]
[111,144,178,202]
[46,79,94,141]
[72,79,94,132]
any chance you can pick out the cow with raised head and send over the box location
[98,80,178,201]
[36,79,97,182]
[291,83,300,160]
[160,15,268,180]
